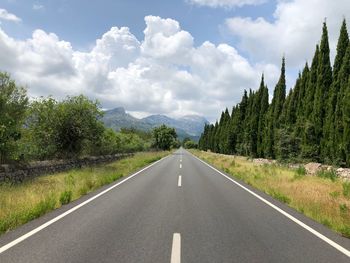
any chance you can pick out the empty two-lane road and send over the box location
[0,149,349,262]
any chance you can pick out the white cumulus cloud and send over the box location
[0,15,278,121]
[225,0,350,67]
[0,8,21,22]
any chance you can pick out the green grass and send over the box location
[190,149,350,238]
[316,169,337,182]
[0,151,169,235]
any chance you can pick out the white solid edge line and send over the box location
[171,233,181,263]
[0,155,169,254]
[191,153,350,258]
[178,175,182,187]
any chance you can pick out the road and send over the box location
[0,149,349,262]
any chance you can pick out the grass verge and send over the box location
[190,149,350,238]
[0,151,169,235]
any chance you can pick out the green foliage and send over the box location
[0,73,29,163]
[152,124,177,150]
[294,166,306,179]
[184,139,198,149]
[59,190,72,205]
[339,203,348,214]
[316,169,337,181]
[198,20,350,167]
[269,190,291,204]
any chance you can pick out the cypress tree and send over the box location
[334,44,350,164]
[313,22,332,160]
[301,45,319,160]
[343,79,350,166]
[266,57,286,158]
[323,20,349,163]
[257,82,269,157]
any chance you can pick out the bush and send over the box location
[59,190,72,205]
[0,73,29,163]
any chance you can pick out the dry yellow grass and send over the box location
[0,151,169,235]
[190,149,350,238]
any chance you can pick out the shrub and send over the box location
[59,190,72,205]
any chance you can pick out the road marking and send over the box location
[178,175,182,187]
[171,233,181,263]
[191,153,350,258]
[0,155,170,255]
[180,163,182,169]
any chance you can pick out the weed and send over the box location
[59,190,72,205]
[269,190,291,204]
[339,204,348,214]
[329,191,340,198]
[294,166,306,179]
[317,169,337,182]
[321,218,331,228]
[79,186,88,196]
[340,225,350,238]
[343,182,350,198]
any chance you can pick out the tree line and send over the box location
[0,72,178,164]
[199,20,350,167]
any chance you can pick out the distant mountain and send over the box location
[101,107,209,141]
[102,107,152,131]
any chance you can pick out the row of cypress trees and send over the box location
[198,20,350,167]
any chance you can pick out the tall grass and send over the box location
[190,150,350,238]
[0,151,169,235]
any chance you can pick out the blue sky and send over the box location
[0,0,349,121]
[1,0,274,53]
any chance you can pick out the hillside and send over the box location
[102,107,208,141]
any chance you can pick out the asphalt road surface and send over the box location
[0,149,349,262]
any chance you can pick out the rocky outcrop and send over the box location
[336,168,350,180]
[0,153,133,183]
[252,158,276,165]
[304,162,322,175]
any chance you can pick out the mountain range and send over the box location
[101,107,208,141]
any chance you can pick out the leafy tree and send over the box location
[26,95,104,158]
[0,73,28,163]
[184,140,198,149]
[152,124,177,150]
[55,95,105,157]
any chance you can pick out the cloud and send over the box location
[0,15,278,121]
[187,0,266,8]
[225,0,350,68]
[0,8,21,22]
[33,4,44,11]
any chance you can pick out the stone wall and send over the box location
[0,153,133,183]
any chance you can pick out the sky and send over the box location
[0,0,349,122]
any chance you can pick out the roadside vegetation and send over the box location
[190,150,350,238]
[0,72,163,164]
[0,151,169,235]
[199,19,350,167]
